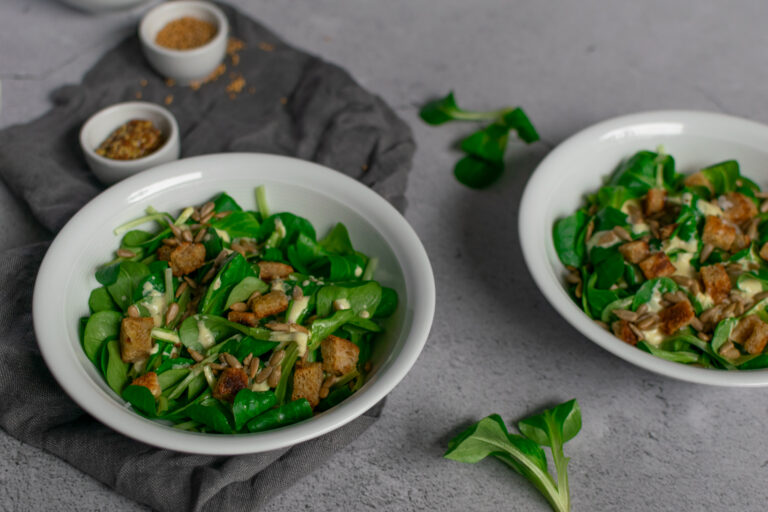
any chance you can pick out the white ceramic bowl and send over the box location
[520,110,768,387]
[57,0,148,12]
[80,101,180,185]
[138,1,228,84]
[33,153,435,454]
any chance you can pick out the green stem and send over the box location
[256,185,270,219]
[546,413,571,512]
[113,213,167,236]
[449,108,511,122]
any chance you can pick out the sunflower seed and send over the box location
[200,201,215,218]
[637,316,657,330]
[181,229,193,242]
[671,275,694,288]
[202,266,217,284]
[224,353,242,369]
[248,290,262,302]
[243,353,253,367]
[165,302,179,324]
[194,229,207,243]
[231,243,246,257]
[255,365,273,383]
[747,218,760,240]
[628,323,645,340]
[162,238,180,246]
[565,272,581,284]
[663,292,682,304]
[175,281,188,299]
[248,357,260,379]
[214,250,229,267]
[269,349,286,367]
[755,291,768,302]
[636,303,650,315]
[184,276,197,289]
[690,316,704,332]
[613,309,639,322]
[613,225,632,242]
[292,286,304,300]
[267,365,282,387]
[690,280,701,296]
[761,199,768,213]
[700,243,714,263]
[127,305,140,318]
[191,209,201,222]
[697,331,712,341]
[214,211,232,219]
[723,303,738,317]
[594,320,609,329]
[575,281,583,299]
[188,348,204,362]
[209,363,227,371]
[585,219,595,241]
[117,248,135,258]
[169,222,182,238]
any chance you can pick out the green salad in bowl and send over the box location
[553,149,768,370]
[82,186,397,434]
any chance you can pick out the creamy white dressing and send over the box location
[664,237,698,254]
[271,279,285,293]
[672,252,696,278]
[646,288,665,313]
[586,230,620,252]
[696,199,723,217]
[293,332,308,357]
[694,292,715,310]
[211,277,222,291]
[286,296,310,324]
[359,310,371,319]
[141,289,167,327]
[214,228,231,243]
[333,298,351,311]
[354,266,363,277]
[150,343,160,355]
[641,328,665,347]
[197,319,216,349]
[251,381,270,392]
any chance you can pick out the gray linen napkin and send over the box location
[0,4,415,511]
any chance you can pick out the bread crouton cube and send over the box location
[120,317,155,363]
[700,264,731,304]
[612,319,638,346]
[638,252,676,279]
[721,192,758,225]
[644,188,666,216]
[213,367,249,402]
[169,242,206,277]
[156,244,173,262]
[702,216,736,251]
[321,335,360,376]
[659,300,695,335]
[227,311,259,327]
[291,361,324,408]
[730,315,761,344]
[258,261,294,281]
[618,240,650,264]
[684,172,714,194]
[131,371,161,398]
[248,290,289,319]
[659,223,677,240]
[745,321,768,355]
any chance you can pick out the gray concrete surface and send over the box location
[2,0,768,510]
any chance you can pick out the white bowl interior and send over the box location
[34,154,434,453]
[81,103,175,156]
[520,111,768,386]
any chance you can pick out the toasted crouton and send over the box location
[700,264,731,304]
[227,311,259,327]
[659,300,695,335]
[612,319,639,346]
[157,244,173,262]
[321,335,360,376]
[644,188,666,216]
[721,192,758,225]
[684,172,714,194]
[701,216,736,251]
[258,261,294,281]
[213,367,249,402]
[618,240,650,264]
[120,317,155,363]
[169,242,206,277]
[638,252,676,279]
[745,321,768,355]
[659,223,678,240]
[131,372,161,398]
[731,315,761,344]
[248,290,289,319]
[291,361,324,408]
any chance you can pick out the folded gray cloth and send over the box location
[0,4,415,511]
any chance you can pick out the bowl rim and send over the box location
[78,101,180,168]
[138,0,229,59]
[33,153,436,453]
[519,109,768,387]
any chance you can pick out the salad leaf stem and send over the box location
[113,213,167,236]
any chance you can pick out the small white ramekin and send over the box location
[138,1,228,85]
[79,101,180,185]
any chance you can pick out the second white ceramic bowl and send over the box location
[33,153,435,454]
[139,1,228,84]
[520,110,768,387]
[79,101,180,185]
